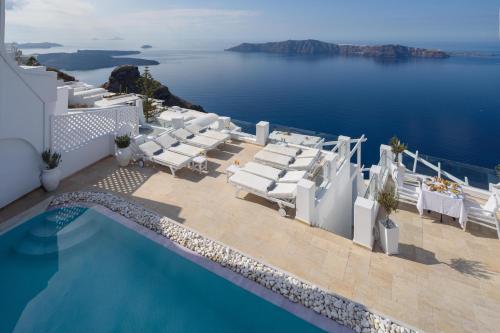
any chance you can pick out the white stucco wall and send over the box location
[0,3,59,208]
[0,138,42,208]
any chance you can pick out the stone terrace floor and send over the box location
[1,141,499,333]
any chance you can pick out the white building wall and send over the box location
[0,2,58,208]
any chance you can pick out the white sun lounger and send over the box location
[254,150,294,169]
[154,133,205,157]
[186,124,230,142]
[242,162,306,183]
[137,141,192,176]
[289,157,316,170]
[264,144,301,157]
[264,143,320,159]
[298,148,320,159]
[229,170,297,216]
[171,128,220,150]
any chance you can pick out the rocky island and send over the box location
[16,42,63,49]
[141,45,153,49]
[102,65,204,112]
[226,39,449,59]
[37,50,159,71]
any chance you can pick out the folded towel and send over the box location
[153,149,164,156]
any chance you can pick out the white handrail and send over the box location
[403,149,468,185]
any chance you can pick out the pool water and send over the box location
[0,207,323,333]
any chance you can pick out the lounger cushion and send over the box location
[268,183,297,200]
[139,141,163,157]
[298,148,320,159]
[186,124,203,134]
[155,134,178,149]
[187,135,219,149]
[254,150,293,168]
[229,170,274,196]
[264,144,300,157]
[187,124,230,141]
[243,162,283,181]
[152,151,191,168]
[172,128,195,140]
[200,130,230,141]
[280,170,307,183]
[169,143,204,157]
[290,157,315,170]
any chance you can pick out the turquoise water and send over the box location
[0,207,323,333]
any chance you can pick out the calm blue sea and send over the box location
[62,45,500,173]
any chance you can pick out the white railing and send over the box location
[51,105,140,152]
[403,149,469,186]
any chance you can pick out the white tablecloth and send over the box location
[417,185,466,227]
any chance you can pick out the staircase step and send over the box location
[15,208,101,256]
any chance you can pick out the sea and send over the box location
[23,42,500,184]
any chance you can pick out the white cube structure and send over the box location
[171,115,185,129]
[218,116,231,130]
[296,179,316,225]
[256,121,269,146]
[353,197,377,250]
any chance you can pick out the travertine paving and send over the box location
[1,141,499,333]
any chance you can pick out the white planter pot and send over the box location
[115,147,132,167]
[378,219,399,255]
[41,167,61,192]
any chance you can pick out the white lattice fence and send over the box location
[51,105,139,152]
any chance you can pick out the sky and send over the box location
[4,0,500,49]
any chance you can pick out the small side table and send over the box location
[226,164,240,182]
[191,156,208,174]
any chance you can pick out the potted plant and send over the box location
[41,149,62,192]
[389,136,407,163]
[377,188,400,255]
[115,134,132,167]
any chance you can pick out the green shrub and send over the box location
[389,136,407,163]
[115,134,131,149]
[41,149,61,170]
[377,188,399,218]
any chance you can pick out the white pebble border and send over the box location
[51,191,418,333]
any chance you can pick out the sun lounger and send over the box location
[171,128,220,150]
[242,162,306,183]
[264,144,301,157]
[186,124,230,142]
[254,150,294,169]
[264,143,320,159]
[136,141,192,176]
[289,157,316,170]
[154,133,205,157]
[229,170,297,216]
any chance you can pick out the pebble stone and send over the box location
[51,191,418,333]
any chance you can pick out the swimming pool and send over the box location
[0,206,324,333]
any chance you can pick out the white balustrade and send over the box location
[51,105,140,152]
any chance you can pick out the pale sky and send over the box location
[5,0,500,49]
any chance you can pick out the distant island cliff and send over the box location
[226,39,449,59]
[16,42,62,49]
[37,50,159,71]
